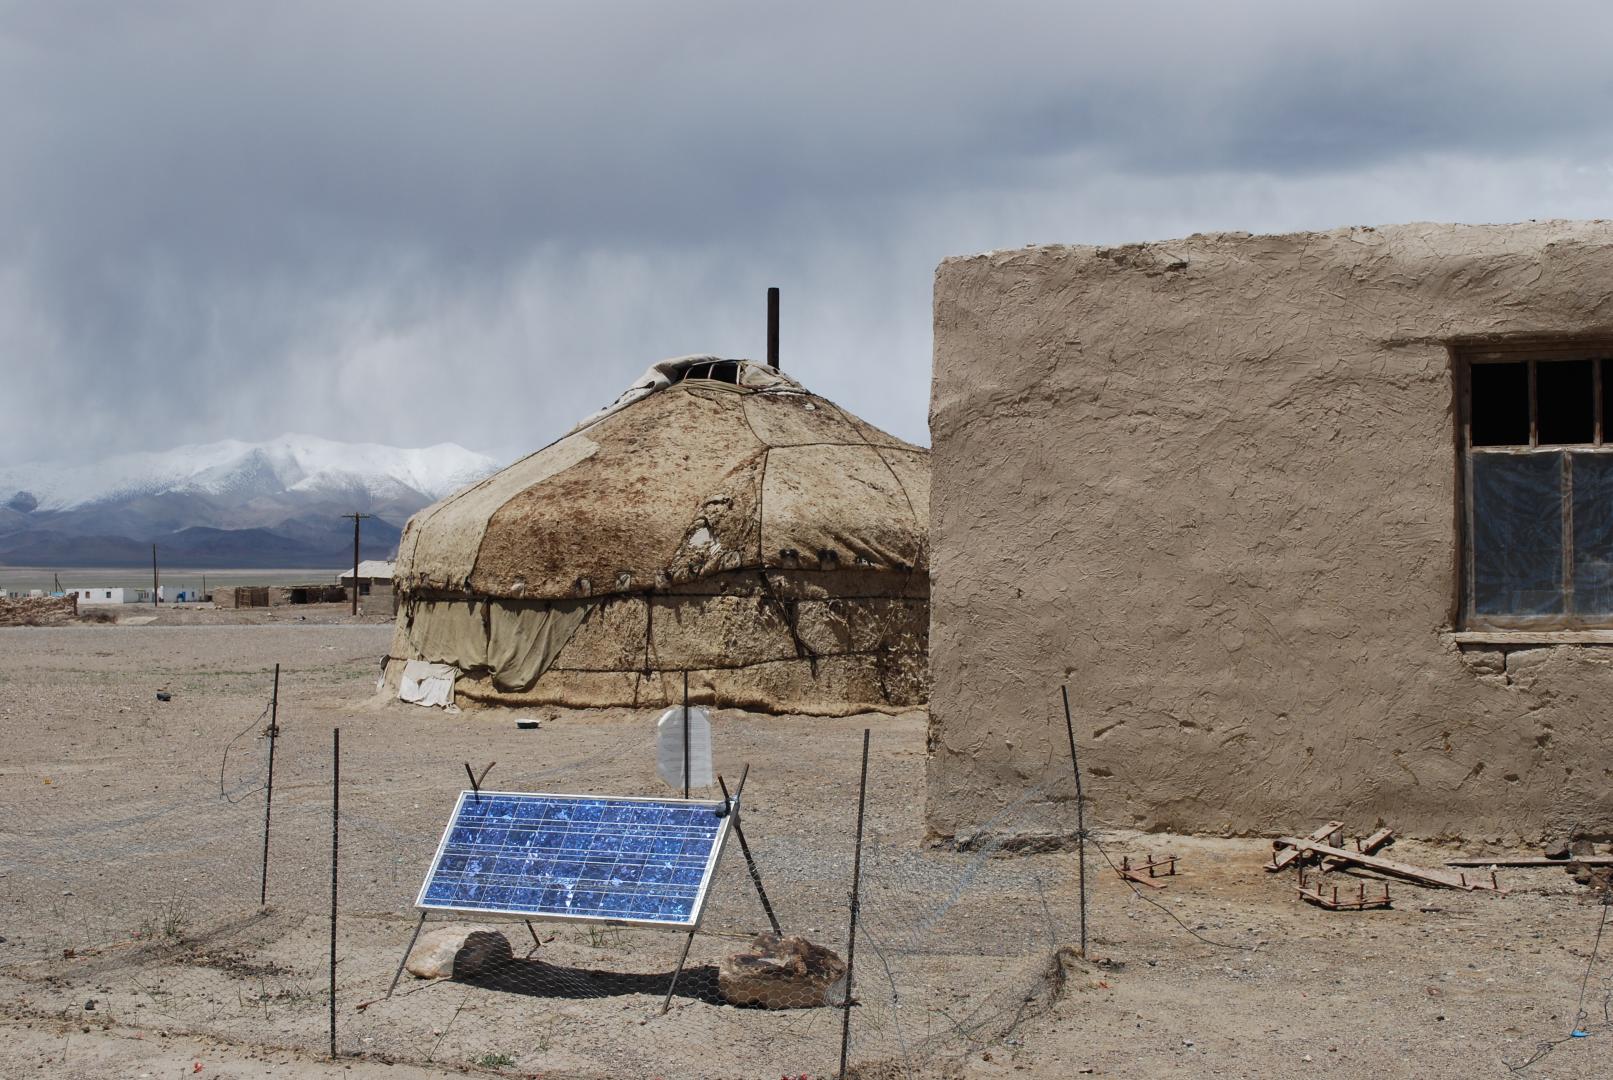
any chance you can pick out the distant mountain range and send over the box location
[0,434,500,568]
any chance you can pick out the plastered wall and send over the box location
[926,222,1613,844]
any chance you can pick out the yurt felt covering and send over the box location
[386,360,929,715]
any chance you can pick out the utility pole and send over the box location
[152,544,159,607]
[340,513,372,616]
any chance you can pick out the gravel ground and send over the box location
[1,622,1610,1079]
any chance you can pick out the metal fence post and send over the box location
[838,729,871,1079]
[259,664,279,907]
[1061,685,1087,957]
[329,726,340,1058]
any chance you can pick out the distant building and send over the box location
[338,560,395,613]
[269,583,348,605]
[337,560,395,587]
[213,582,381,609]
[212,586,269,609]
[207,562,397,612]
[72,587,148,606]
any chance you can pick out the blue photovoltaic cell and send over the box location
[415,792,731,928]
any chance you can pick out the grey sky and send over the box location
[4,1,1613,465]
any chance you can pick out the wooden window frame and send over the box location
[1457,341,1613,631]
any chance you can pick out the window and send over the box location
[1460,347,1613,628]
[676,360,741,385]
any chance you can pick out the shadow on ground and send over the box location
[462,958,726,1005]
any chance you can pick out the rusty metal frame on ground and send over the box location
[1272,837,1505,893]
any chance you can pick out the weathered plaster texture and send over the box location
[927,221,1613,844]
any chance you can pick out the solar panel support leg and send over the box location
[385,911,428,1000]
[719,766,781,936]
[524,920,542,954]
[661,929,696,1015]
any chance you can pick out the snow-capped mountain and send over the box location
[0,434,495,512]
[0,435,501,568]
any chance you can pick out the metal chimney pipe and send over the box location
[767,287,780,369]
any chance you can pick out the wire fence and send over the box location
[0,685,1087,1079]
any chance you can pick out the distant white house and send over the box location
[336,560,395,584]
[72,587,151,605]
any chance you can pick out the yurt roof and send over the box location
[395,356,929,601]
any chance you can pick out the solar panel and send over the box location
[414,791,733,928]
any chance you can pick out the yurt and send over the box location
[385,355,928,715]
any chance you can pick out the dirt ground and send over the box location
[1,621,1610,1079]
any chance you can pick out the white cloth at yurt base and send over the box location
[398,660,457,708]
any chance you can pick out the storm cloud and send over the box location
[4,1,1613,465]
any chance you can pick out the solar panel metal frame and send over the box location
[413,790,735,930]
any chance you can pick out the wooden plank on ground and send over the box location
[1117,854,1177,889]
[1446,856,1613,868]
[1321,827,1395,873]
[1267,822,1343,872]
[1276,838,1506,892]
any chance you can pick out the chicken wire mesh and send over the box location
[0,688,1088,1079]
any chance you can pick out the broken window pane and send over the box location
[1572,452,1613,616]
[1536,359,1595,444]
[1469,362,1530,446]
[1471,452,1564,615]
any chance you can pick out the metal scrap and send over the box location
[1321,827,1394,873]
[1266,822,1343,872]
[1446,855,1613,868]
[1273,837,1505,893]
[1116,853,1177,890]
[1296,868,1392,910]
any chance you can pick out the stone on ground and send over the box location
[405,926,514,979]
[719,931,847,1009]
